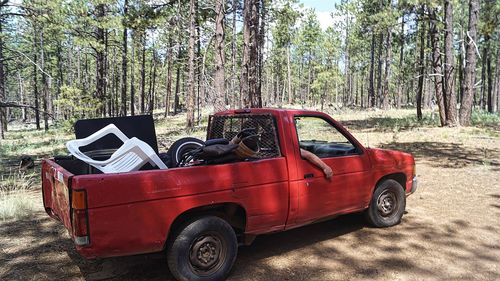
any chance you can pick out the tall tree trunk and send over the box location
[165,38,173,117]
[397,14,404,109]
[0,21,6,138]
[140,32,146,114]
[147,50,155,114]
[480,41,487,109]
[56,41,64,118]
[39,31,49,131]
[186,0,196,128]
[344,2,351,106]
[95,4,106,116]
[382,27,392,110]
[151,51,157,113]
[368,32,376,107]
[429,8,447,126]
[130,30,135,115]
[287,46,292,104]
[33,34,40,130]
[231,0,238,108]
[18,73,26,121]
[459,0,479,126]
[257,0,266,104]
[376,33,383,107]
[495,49,500,112]
[443,0,458,125]
[416,6,426,120]
[213,0,226,112]
[174,66,180,115]
[240,0,261,108]
[120,0,128,116]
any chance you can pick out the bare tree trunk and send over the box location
[397,14,404,109]
[0,21,5,138]
[382,27,392,110]
[257,0,266,104]
[186,0,196,128]
[120,0,128,116]
[369,32,375,107]
[130,30,135,115]
[140,32,146,114]
[174,66,180,115]
[165,38,173,117]
[443,0,458,125]
[493,49,499,112]
[18,73,26,121]
[231,0,238,108]
[39,31,49,131]
[376,33,383,108]
[33,34,40,130]
[416,6,426,120]
[240,0,261,108]
[287,46,292,104]
[95,4,107,116]
[459,0,479,126]
[429,8,447,126]
[213,0,226,112]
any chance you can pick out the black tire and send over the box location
[167,216,238,281]
[168,137,204,167]
[365,179,406,227]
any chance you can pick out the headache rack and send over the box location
[207,114,281,159]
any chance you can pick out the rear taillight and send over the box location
[71,190,90,246]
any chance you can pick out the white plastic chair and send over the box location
[66,124,167,173]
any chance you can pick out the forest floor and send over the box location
[0,108,499,280]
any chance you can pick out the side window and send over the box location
[295,116,358,158]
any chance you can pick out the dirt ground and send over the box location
[1,111,499,281]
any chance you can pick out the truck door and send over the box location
[292,116,371,224]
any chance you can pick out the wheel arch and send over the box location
[165,202,247,248]
[374,172,406,193]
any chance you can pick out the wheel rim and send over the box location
[189,233,226,276]
[376,189,398,217]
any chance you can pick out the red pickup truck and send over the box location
[42,108,417,281]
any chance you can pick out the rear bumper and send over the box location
[407,176,417,196]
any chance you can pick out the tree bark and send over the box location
[443,0,458,125]
[120,0,128,116]
[213,0,226,112]
[368,32,376,107]
[397,14,404,109]
[95,4,106,116]
[130,30,135,115]
[459,0,479,126]
[240,0,261,108]
[382,27,392,110]
[376,33,383,108]
[416,6,426,120]
[428,8,447,126]
[0,21,6,138]
[140,32,146,114]
[186,0,196,128]
[39,31,49,131]
[165,38,173,117]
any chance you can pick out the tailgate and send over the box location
[41,159,73,232]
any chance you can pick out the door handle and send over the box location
[304,173,314,179]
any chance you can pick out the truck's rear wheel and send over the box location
[167,216,237,281]
[365,179,406,227]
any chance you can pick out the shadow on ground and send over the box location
[379,141,499,169]
[1,211,498,281]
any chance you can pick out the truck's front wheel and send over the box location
[167,216,238,281]
[365,179,406,227]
